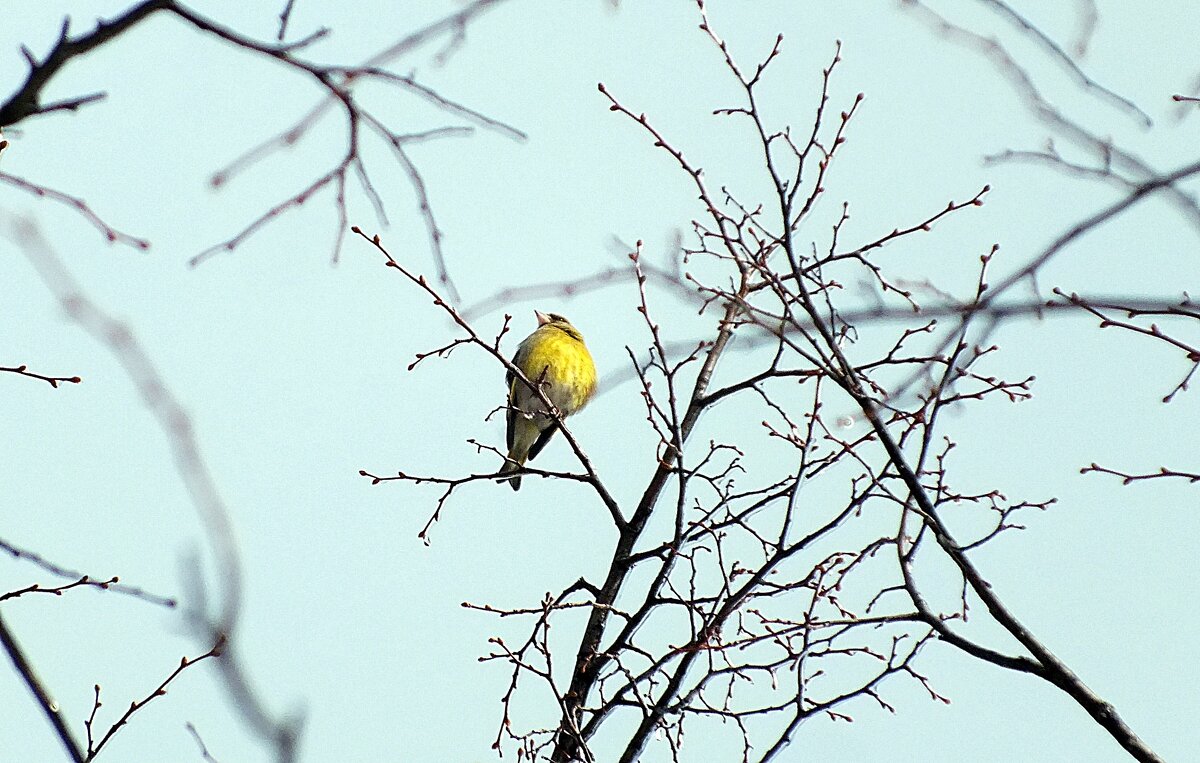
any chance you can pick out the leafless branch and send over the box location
[185,722,221,763]
[2,0,515,294]
[0,172,150,249]
[0,612,85,762]
[0,537,177,608]
[1080,463,1200,486]
[351,226,625,535]
[0,364,81,388]
[276,0,298,41]
[3,215,299,763]
[901,0,1200,233]
[973,0,1151,126]
[84,638,224,761]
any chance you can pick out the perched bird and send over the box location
[500,310,597,490]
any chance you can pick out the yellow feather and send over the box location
[501,315,596,490]
[518,329,597,414]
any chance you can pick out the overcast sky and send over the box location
[2,1,1198,761]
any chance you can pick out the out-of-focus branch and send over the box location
[276,0,298,41]
[4,217,243,632]
[859,159,1200,405]
[460,257,693,323]
[176,0,513,290]
[0,172,150,249]
[984,159,1200,302]
[973,0,1151,126]
[3,215,299,763]
[0,538,177,609]
[185,722,221,763]
[902,0,1200,232]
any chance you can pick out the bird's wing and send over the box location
[505,343,525,452]
[527,421,559,462]
[506,373,518,451]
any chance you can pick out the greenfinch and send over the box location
[500,310,597,490]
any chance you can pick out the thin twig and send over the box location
[0,364,81,388]
[86,638,225,760]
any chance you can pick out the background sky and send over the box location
[2,1,1198,761]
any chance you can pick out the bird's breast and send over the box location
[516,331,597,414]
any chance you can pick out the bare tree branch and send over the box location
[3,215,299,763]
[0,364,81,388]
[84,638,224,761]
[0,612,85,763]
[0,538,177,609]
[973,0,1151,126]
[0,172,150,249]
[2,0,515,292]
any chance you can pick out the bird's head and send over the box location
[535,310,584,341]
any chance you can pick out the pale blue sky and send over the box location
[2,1,1198,761]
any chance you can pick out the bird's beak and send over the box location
[535,310,551,326]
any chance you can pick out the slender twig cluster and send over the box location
[1053,288,1200,403]
[355,4,1188,761]
[6,2,1194,762]
[2,5,519,754]
[83,638,224,761]
[0,0,520,292]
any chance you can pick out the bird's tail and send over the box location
[499,455,524,491]
[502,415,541,491]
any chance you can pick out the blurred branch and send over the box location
[596,293,1200,396]
[902,0,1200,232]
[3,215,299,763]
[0,2,167,127]
[350,69,527,142]
[460,258,691,322]
[176,0,513,291]
[276,0,298,41]
[1072,0,1099,55]
[185,722,221,763]
[973,0,1151,126]
[4,217,243,630]
[0,172,150,249]
[0,538,177,609]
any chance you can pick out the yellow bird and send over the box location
[500,310,597,490]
